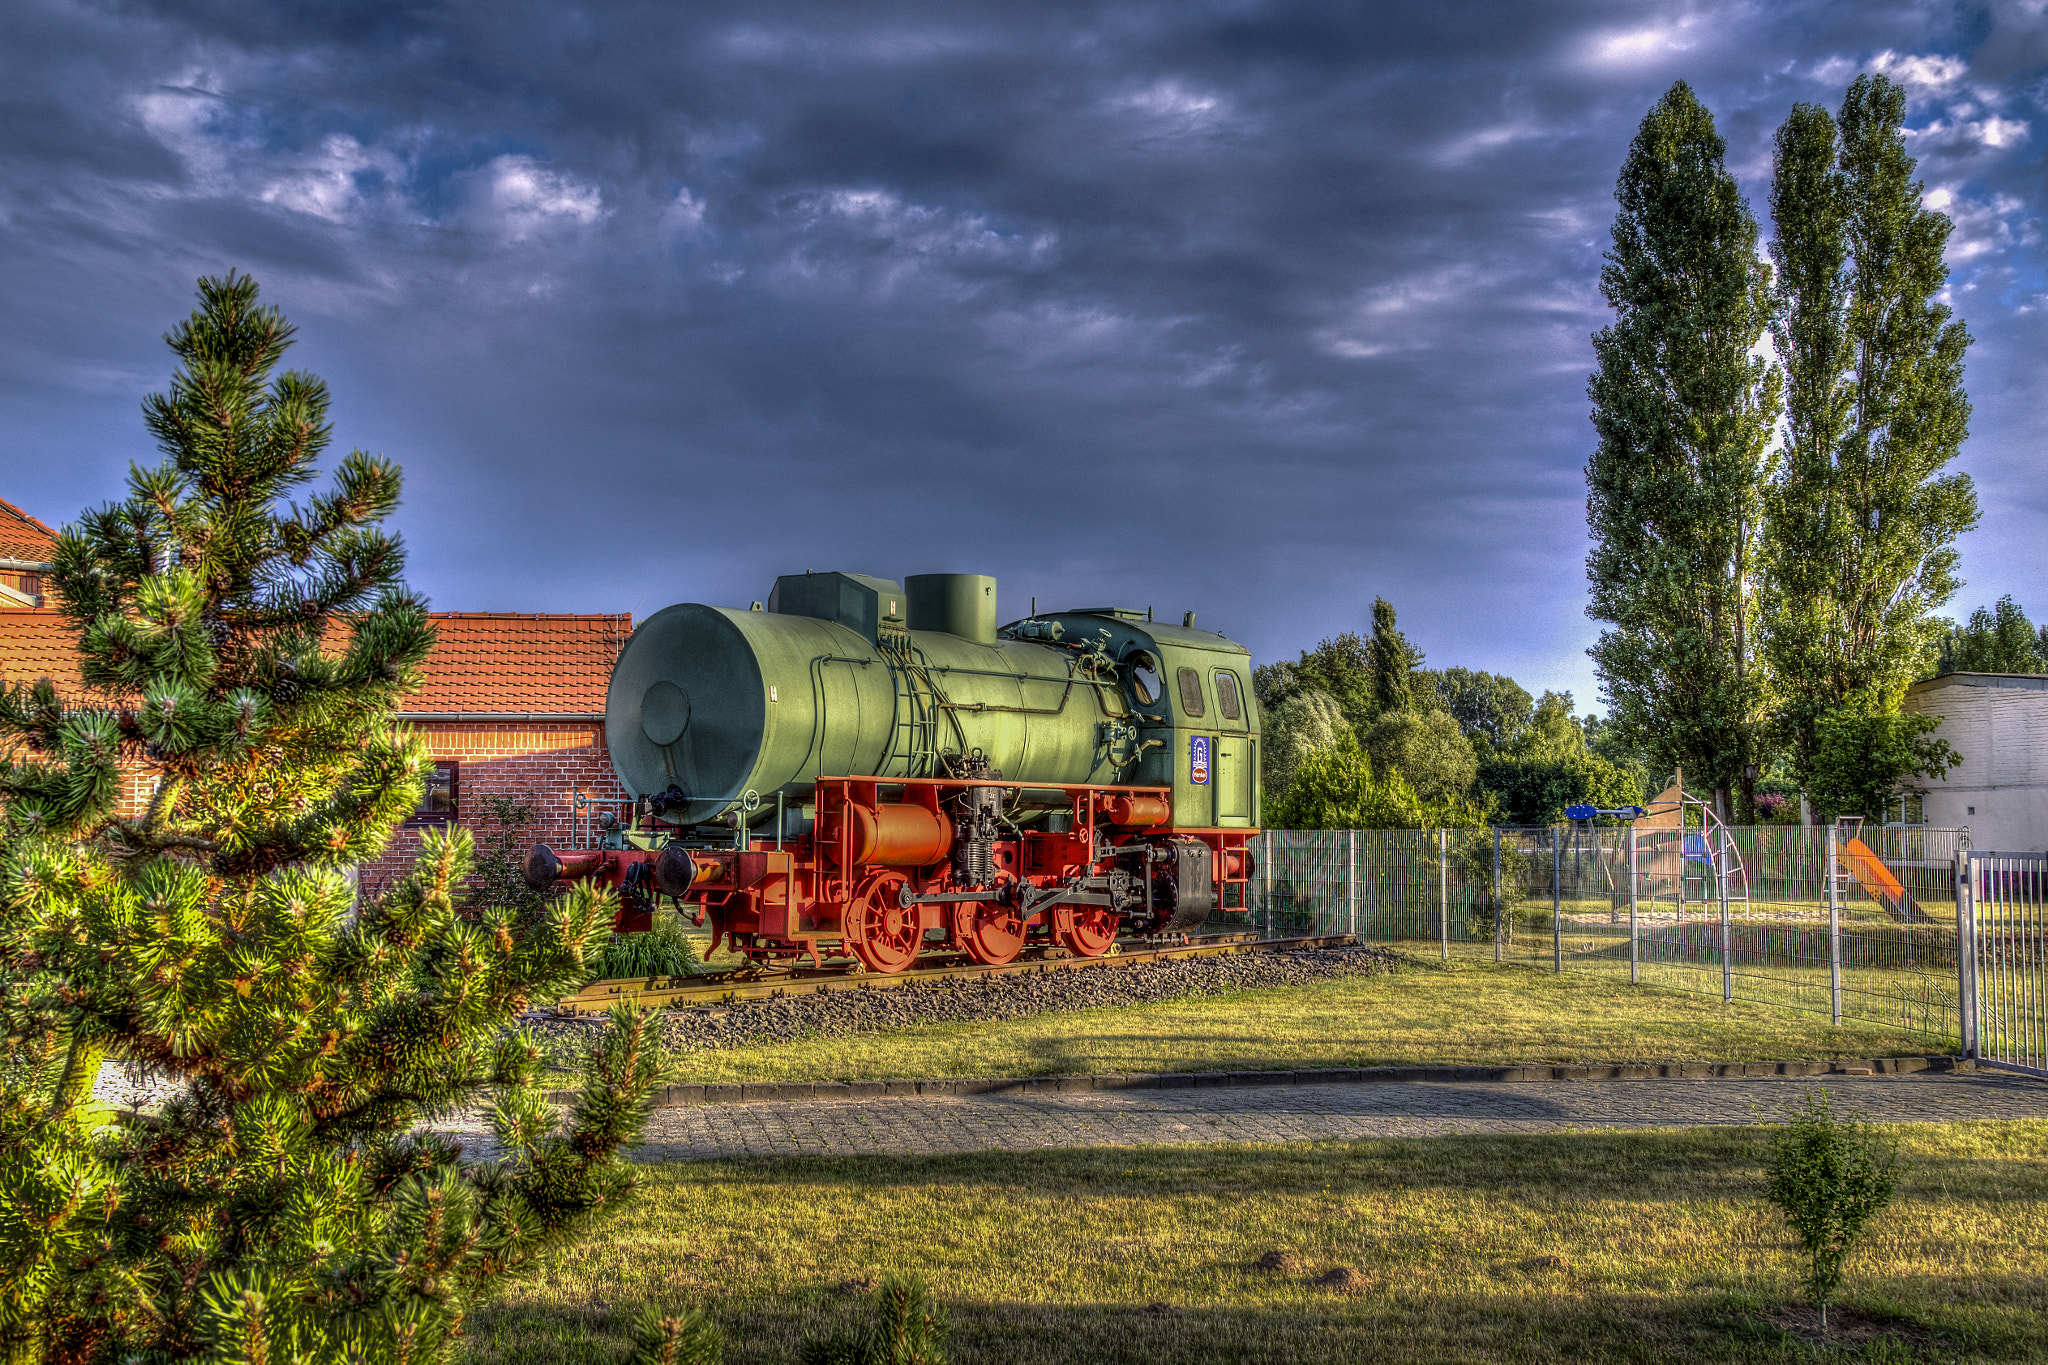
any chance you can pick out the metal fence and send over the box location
[1959,850,2048,1077]
[1253,825,1968,1047]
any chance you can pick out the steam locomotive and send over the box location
[524,571,1261,972]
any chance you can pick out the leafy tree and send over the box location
[0,273,665,1364]
[1427,667,1533,752]
[1580,711,1647,773]
[1258,689,1353,803]
[1362,708,1477,804]
[1475,751,1642,827]
[1517,690,1587,761]
[1761,1089,1901,1332]
[1265,735,1488,831]
[1937,595,2045,676]
[1762,74,1978,798]
[1254,633,1372,734]
[1587,81,1780,823]
[1804,696,1957,822]
[1256,598,1433,740]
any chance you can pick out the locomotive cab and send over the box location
[997,607,1260,831]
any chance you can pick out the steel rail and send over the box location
[554,932,1361,1013]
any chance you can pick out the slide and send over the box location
[1838,837,1932,924]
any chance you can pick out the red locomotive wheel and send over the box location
[846,871,920,974]
[1053,905,1117,958]
[955,901,1026,966]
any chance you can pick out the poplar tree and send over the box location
[1586,82,1780,818]
[0,274,669,1364]
[1762,74,1978,797]
[1368,597,1422,715]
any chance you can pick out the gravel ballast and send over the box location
[531,944,1408,1057]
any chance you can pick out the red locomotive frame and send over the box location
[530,776,1254,973]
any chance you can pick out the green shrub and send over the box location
[469,788,549,923]
[1760,1088,1901,1330]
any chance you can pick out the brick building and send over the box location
[0,497,632,889]
[1903,671,2048,853]
[355,612,633,892]
[0,498,57,608]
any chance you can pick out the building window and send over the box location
[1213,670,1242,722]
[1176,667,1206,717]
[409,760,459,826]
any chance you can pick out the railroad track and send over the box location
[554,933,1362,1013]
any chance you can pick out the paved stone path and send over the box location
[616,1071,2048,1161]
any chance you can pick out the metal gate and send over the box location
[1959,851,2048,1077]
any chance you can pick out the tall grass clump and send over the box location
[592,911,701,981]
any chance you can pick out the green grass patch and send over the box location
[463,1120,2048,1363]
[667,960,1946,1085]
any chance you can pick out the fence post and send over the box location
[1628,823,1639,986]
[1827,823,1842,1026]
[1439,828,1449,961]
[1261,830,1272,938]
[1552,829,1562,973]
[1492,828,1503,963]
[1719,830,1732,1003]
[1348,828,1358,938]
[1956,851,1978,1060]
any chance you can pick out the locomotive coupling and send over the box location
[654,843,719,896]
[523,844,610,891]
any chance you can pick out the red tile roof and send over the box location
[0,498,58,564]
[405,613,629,715]
[0,610,630,717]
[0,610,96,696]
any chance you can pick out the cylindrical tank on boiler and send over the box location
[605,571,1137,824]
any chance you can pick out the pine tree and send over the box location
[1586,81,1780,820]
[0,273,666,1364]
[1762,74,1978,800]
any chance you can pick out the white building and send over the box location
[1902,672,2048,853]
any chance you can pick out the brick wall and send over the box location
[357,721,629,897]
[75,721,629,900]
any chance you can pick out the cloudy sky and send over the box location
[2,1,2044,708]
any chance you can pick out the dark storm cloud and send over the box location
[2,0,2045,705]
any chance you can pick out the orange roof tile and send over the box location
[405,612,629,715]
[0,610,629,716]
[0,498,58,565]
[0,610,95,697]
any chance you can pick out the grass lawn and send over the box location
[463,1119,2048,1363]
[665,960,1950,1085]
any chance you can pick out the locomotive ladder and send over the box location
[880,636,948,777]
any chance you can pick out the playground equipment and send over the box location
[1566,777,1751,918]
[1832,816,1932,924]
[1564,779,1930,926]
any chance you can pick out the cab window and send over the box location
[1176,667,1206,717]
[1125,653,1161,707]
[1213,670,1243,722]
